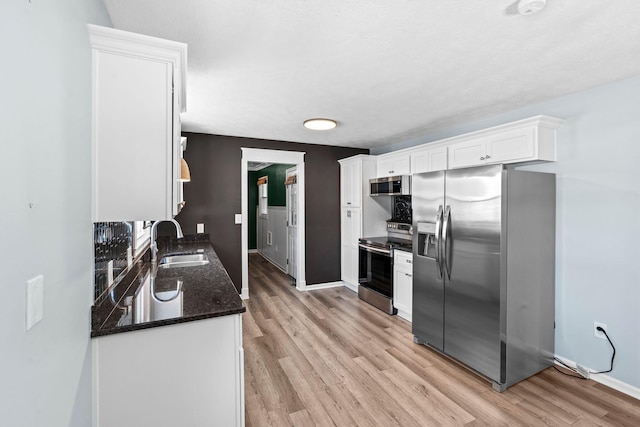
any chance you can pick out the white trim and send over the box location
[248,249,258,254]
[303,281,345,291]
[87,24,187,113]
[241,148,306,299]
[554,355,640,400]
[396,310,412,322]
[258,252,288,275]
[342,281,358,293]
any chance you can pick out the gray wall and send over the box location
[373,76,640,390]
[0,2,111,426]
[176,133,368,288]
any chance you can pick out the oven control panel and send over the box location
[387,222,412,233]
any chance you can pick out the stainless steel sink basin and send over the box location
[159,253,209,268]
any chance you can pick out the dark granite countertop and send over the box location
[91,235,245,337]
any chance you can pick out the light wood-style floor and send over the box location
[243,254,640,426]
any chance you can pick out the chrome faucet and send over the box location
[150,219,184,262]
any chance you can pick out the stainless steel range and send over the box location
[358,221,412,314]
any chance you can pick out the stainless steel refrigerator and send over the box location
[412,164,555,391]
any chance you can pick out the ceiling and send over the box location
[102,0,640,149]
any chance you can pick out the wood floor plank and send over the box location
[243,253,640,427]
[278,356,338,427]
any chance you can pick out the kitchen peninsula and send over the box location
[91,235,245,427]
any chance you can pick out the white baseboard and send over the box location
[303,281,344,291]
[257,252,287,274]
[397,309,412,323]
[248,249,258,254]
[240,288,249,300]
[342,281,358,293]
[554,355,640,400]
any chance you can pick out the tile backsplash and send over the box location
[94,222,133,301]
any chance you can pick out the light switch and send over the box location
[26,275,44,330]
[197,223,205,233]
[235,214,242,225]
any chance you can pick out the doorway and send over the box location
[241,148,306,299]
[285,166,297,279]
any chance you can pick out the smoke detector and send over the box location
[518,0,547,15]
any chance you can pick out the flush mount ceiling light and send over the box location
[518,0,547,15]
[303,118,337,131]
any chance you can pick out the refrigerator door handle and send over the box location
[435,205,444,279]
[442,205,452,279]
[434,205,443,279]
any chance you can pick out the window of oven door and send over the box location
[359,247,393,297]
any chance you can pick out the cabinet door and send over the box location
[341,207,361,247]
[340,161,362,208]
[393,266,413,321]
[93,51,173,221]
[448,138,487,169]
[486,127,535,164]
[378,154,411,177]
[341,208,361,287]
[411,146,448,174]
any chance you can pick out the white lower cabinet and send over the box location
[92,315,244,427]
[341,207,361,291]
[393,250,413,322]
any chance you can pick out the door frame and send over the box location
[285,166,297,278]
[241,148,306,298]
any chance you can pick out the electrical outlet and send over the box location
[594,322,607,339]
[197,223,205,233]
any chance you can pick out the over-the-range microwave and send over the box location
[369,175,411,196]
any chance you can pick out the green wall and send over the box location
[247,164,294,250]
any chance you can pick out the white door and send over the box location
[285,167,297,278]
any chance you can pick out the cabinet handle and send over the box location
[347,202,351,205]
[406,259,412,264]
[347,210,351,217]
[485,155,491,159]
[389,170,394,174]
[405,273,412,278]
[480,156,485,161]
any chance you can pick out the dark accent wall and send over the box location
[176,133,368,290]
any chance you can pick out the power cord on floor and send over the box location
[553,358,587,379]
[553,326,616,379]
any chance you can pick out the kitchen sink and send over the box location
[159,253,209,268]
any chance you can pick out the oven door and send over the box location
[358,244,393,297]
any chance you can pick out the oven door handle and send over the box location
[358,244,392,257]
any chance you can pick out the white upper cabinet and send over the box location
[411,145,448,174]
[377,152,411,177]
[447,116,563,169]
[447,137,489,169]
[340,159,362,208]
[88,25,187,222]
